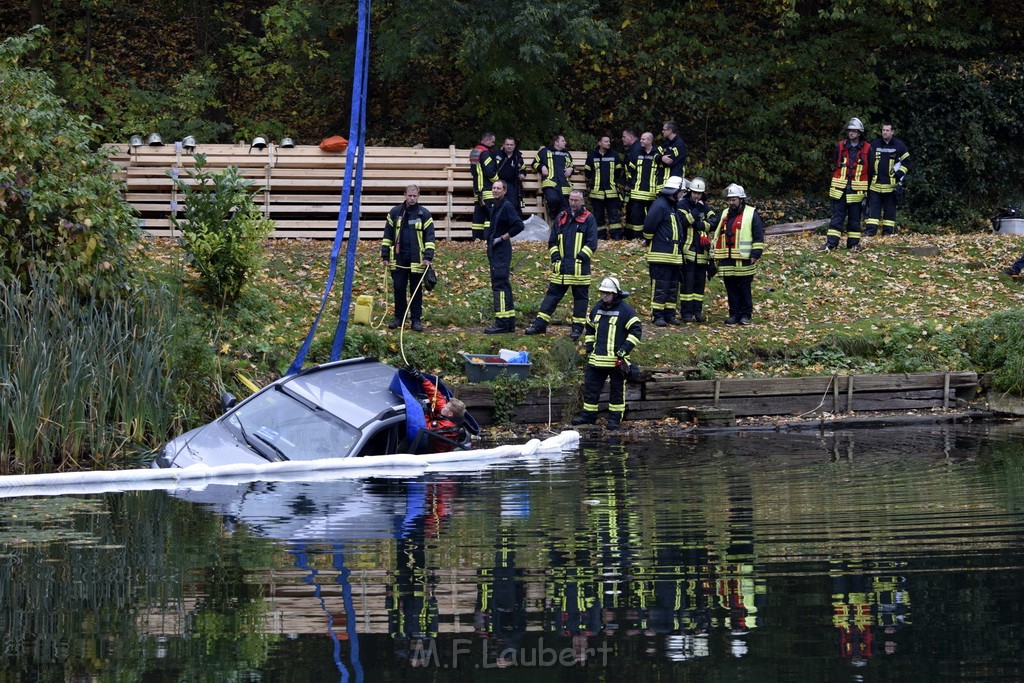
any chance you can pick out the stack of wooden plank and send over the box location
[109,143,587,240]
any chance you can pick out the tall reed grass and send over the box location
[1,276,177,473]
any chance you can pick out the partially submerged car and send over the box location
[152,357,472,469]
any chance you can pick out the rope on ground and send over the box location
[798,374,837,418]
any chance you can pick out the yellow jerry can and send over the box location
[353,294,374,325]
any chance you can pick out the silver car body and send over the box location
[152,357,408,468]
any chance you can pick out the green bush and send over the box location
[170,154,274,304]
[956,310,1024,395]
[0,28,139,297]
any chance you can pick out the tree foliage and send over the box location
[3,0,1023,223]
[0,27,138,296]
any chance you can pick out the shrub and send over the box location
[955,310,1024,395]
[0,28,139,297]
[170,154,274,305]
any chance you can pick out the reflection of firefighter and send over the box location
[475,528,527,646]
[831,562,911,659]
[545,554,602,636]
[388,482,449,648]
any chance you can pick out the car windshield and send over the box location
[222,387,361,461]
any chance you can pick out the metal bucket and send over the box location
[993,217,1024,234]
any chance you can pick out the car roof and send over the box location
[279,358,404,429]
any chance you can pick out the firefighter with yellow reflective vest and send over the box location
[584,134,624,240]
[824,117,871,250]
[657,120,687,186]
[625,132,661,239]
[865,122,910,236]
[532,134,574,218]
[712,183,765,325]
[571,276,642,430]
[524,189,598,340]
[677,177,718,323]
[470,131,498,240]
[382,184,435,331]
[643,175,686,327]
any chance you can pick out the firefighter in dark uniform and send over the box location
[643,175,686,326]
[494,136,527,217]
[677,177,717,323]
[626,132,661,239]
[584,134,624,240]
[711,183,765,325]
[572,276,642,430]
[824,117,871,250]
[470,131,498,240]
[657,120,687,186]
[382,184,435,331]
[865,122,910,236]
[532,134,574,218]
[524,189,598,340]
[484,179,524,334]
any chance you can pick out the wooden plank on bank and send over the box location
[643,372,977,400]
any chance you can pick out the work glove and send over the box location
[491,237,504,247]
[576,252,587,261]
[406,365,424,382]
[615,348,627,359]
[699,234,710,248]
[584,344,594,355]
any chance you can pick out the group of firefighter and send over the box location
[381,118,909,428]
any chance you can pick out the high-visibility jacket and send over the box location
[868,136,910,192]
[584,298,642,368]
[712,204,765,277]
[643,193,683,265]
[678,196,716,264]
[382,203,435,272]
[627,146,660,201]
[532,147,573,194]
[657,135,687,185]
[584,147,623,200]
[830,139,871,199]
[470,144,498,203]
[549,207,598,285]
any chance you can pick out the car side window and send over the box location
[354,421,406,457]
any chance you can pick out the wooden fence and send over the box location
[110,143,588,240]
[457,370,980,426]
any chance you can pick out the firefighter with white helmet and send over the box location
[823,117,871,250]
[677,176,718,323]
[572,275,642,430]
[711,183,765,325]
[642,175,686,326]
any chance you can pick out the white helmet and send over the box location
[146,132,164,146]
[689,177,707,194]
[598,276,622,294]
[845,117,865,133]
[250,136,268,150]
[661,175,685,194]
[724,183,746,199]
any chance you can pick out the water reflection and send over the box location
[2,422,1024,680]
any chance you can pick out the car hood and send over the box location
[159,421,268,468]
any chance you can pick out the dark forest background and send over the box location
[3,0,1023,224]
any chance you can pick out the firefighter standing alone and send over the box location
[571,276,642,431]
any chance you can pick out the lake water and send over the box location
[3,421,1024,682]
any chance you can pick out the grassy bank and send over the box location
[143,230,1024,419]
